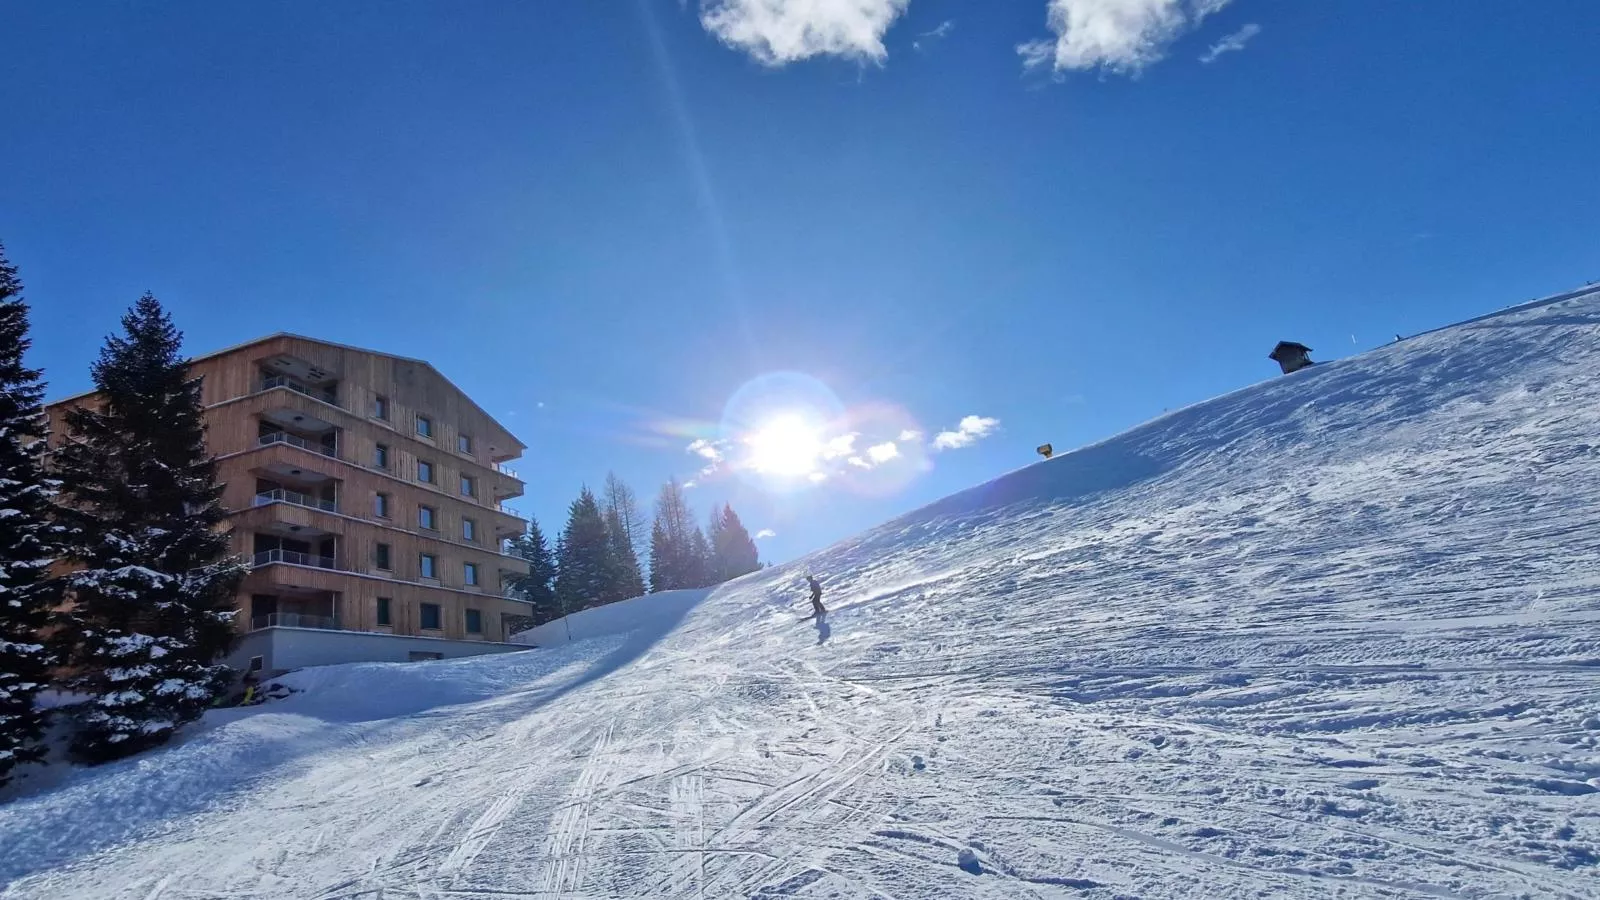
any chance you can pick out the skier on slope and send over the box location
[805,574,827,619]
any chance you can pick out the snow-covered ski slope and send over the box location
[7,286,1600,899]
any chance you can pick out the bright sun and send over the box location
[746,414,823,477]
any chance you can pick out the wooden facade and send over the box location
[45,333,533,643]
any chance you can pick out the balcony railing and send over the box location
[254,488,338,513]
[493,461,520,480]
[250,613,345,632]
[258,431,337,457]
[260,374,338,405]
[495,502,520,517]
[251,549,339,570]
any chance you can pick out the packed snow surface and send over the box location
[6,287,1600,898]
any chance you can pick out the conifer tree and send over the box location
[648,478,700,591]
[602,504,646,603]
[508,516,558,623]
[554,487,609,612]
[0,244,64,786]
[711,504,760,583]
[686,526,712,589]
[54,293,248,762]
[602,472,648,567]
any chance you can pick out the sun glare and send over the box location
[746,414,823,477]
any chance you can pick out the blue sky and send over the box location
[4,1,1598,565]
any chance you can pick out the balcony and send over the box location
[260,374,338,405]
[252,548,339,570]
[249,613,347,632]
[259,431,337,457]
[254,489,337,513]
[493,461,520,479]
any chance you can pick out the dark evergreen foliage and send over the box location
[508,516,558,623]
[54,293,247,763]
[553,487,610,612]
[0,244,64,786]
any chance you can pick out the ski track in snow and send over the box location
[6,287,1600,897]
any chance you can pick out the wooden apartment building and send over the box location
[45,334,535,653]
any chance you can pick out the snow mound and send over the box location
[6,285,1600,897]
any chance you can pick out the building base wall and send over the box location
[228,627,529,674]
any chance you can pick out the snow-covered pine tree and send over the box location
[508,516,559,623]
[0,244,64,787]
[554,487,609,612]
[54,293,248,763]
[711,504,760,583]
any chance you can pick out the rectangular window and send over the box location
[373,395,390,421]
[464,562,479,586]
[460,475,475,497]
[420,554,437,580]
[374,443,389,469]
[420,602,441,630]
[418,505,436,530]
[375,543,392,570]
[465,608,483,633]
[462,518,476,542]
[417,460,434,484]
[458,434,473,454]
[416,415,433,438]
[376,597,392,626]
[375,492,390,518]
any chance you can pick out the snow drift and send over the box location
[5,286,1600,898]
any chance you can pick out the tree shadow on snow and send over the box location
[0,591,712,886]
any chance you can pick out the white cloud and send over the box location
[866,441,900,464]
[933,415,1000,450]
[755,529,777,539]
[848,456,872,468]
[913,19,953,52]
[687,438,724,463]
[821,433,858,460]
[1199,22,1259,62]
[1018,0,1232,76]
[683,480,698,489]
[808,471,828,483]
[898,428,921,442]
[700,0,911,67]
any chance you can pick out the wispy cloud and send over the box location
[913,19,954,52]
[687,438,723,462]
[933,415,1000,450]
[1199,22,1259,62]
[700,0,912,67]
[1019,0,1234,77]
[755,528,777,539]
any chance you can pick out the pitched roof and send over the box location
[46,331,525,452]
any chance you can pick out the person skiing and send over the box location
[806,574,826,618]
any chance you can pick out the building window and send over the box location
[462,518,476,542]
[375,492,391,519]
[464,562,479,586]
[374,443,389,469]
[248,655,264,672]
[416,415,433,438]
[420,553,437,580]
[460,475,475,497]
[458,434,473,454]
[417,460,434,484]
[465,608,483,633]
[418,505,436,530]
[373,395,390,421]
[420,602,441,630]
[376,597,392,626]
[375,543,392,570]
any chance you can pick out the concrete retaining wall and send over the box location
[227,627,529,674]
